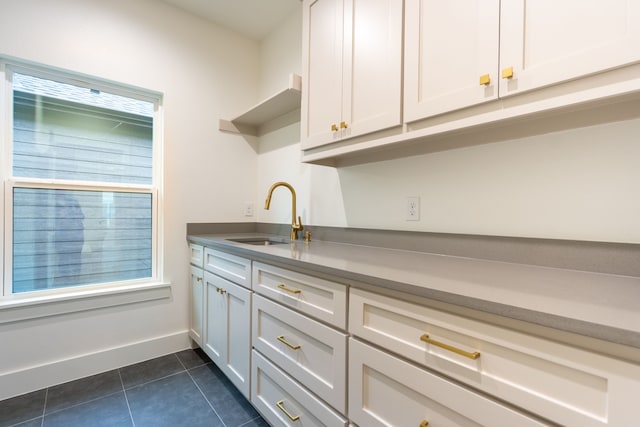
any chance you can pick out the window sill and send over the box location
[0,282,172,324]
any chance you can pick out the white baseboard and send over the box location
[0,330,192,401]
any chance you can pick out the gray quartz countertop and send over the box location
[188,233,640,349]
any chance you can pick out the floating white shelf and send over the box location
[219,73,302,136]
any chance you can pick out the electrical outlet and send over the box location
[243,202,254,217]
[405,197,420,221]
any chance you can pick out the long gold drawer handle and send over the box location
[276,400,300,422]
[277,335,301,350]
[420,420,429,427]
[420,334,480,360]
[277,283,301,294]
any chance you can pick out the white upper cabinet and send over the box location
[500,0,640,98]
[404,0,640,121]
[301,0,403,149]
[404,0,500,121]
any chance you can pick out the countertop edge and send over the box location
[188,234,640,352]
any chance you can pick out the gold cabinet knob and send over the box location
[340,121,348,129]
[331,123,338,132]
[420,420,429,427]
[479,74,491,86]
[501,66,514,79]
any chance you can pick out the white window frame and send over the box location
[0,57,169,322]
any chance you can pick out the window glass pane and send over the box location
[12,73,154,184]
[13,188,152,293]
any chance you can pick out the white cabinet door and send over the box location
[204,271,226,365]
[189,265,204,345]
[344,0,403,139]
[302,0,344,148]
[302,0,403,149]
[204,271,252,399]
[404,0,500,121]
[405,0,640,121]
[500,0,640,97]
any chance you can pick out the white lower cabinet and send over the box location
[190,245,639,427]
[189,265,204,345]
[188,244,205,345]
[204,270,252,398]
[349,287,640,427]
[349,338,548,427]
[252,350,348,427]
[252,294,347,413]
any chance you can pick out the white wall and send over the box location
[0,0,260,399]
[256,8,640,244]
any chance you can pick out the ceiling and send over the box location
[161,0,301,40]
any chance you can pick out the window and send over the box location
[2,60,162,297]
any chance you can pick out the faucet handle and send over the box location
[293,216,304,231]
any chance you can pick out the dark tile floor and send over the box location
[0,348,269,427]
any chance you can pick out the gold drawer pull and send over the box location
[196,277,203,282]
[216,287,226,295]
[479,74,490,85]
[420,420,429,427]
[277,335,301,350]
[501,66,514,79]
[277,283,301,294]
[331,123,339,132]
[420,333,480,360]
[276,400,300,422]
[340,121,348,129]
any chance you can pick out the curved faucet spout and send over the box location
[264,181,304,240]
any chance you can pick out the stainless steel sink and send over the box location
[226,237,289,246]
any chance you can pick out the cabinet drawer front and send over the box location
[253,262,347,328]
[350,288,640,427]
[252,350,348,427]
[204,248,251,288]
[349,339,547,427]
[189,243,204,267]
[253,295,347,413]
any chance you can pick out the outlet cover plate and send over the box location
[406,197,420,221]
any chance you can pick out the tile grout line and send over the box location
[118,368,136,427]
[40,389,125,418]
[183,362,229,427]
[40,388,48,427]
[238,415,265,427]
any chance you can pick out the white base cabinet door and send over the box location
[204,271,252,398]
[252,350,348,427]
[189,265,204,345]
[349,338,549,427]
